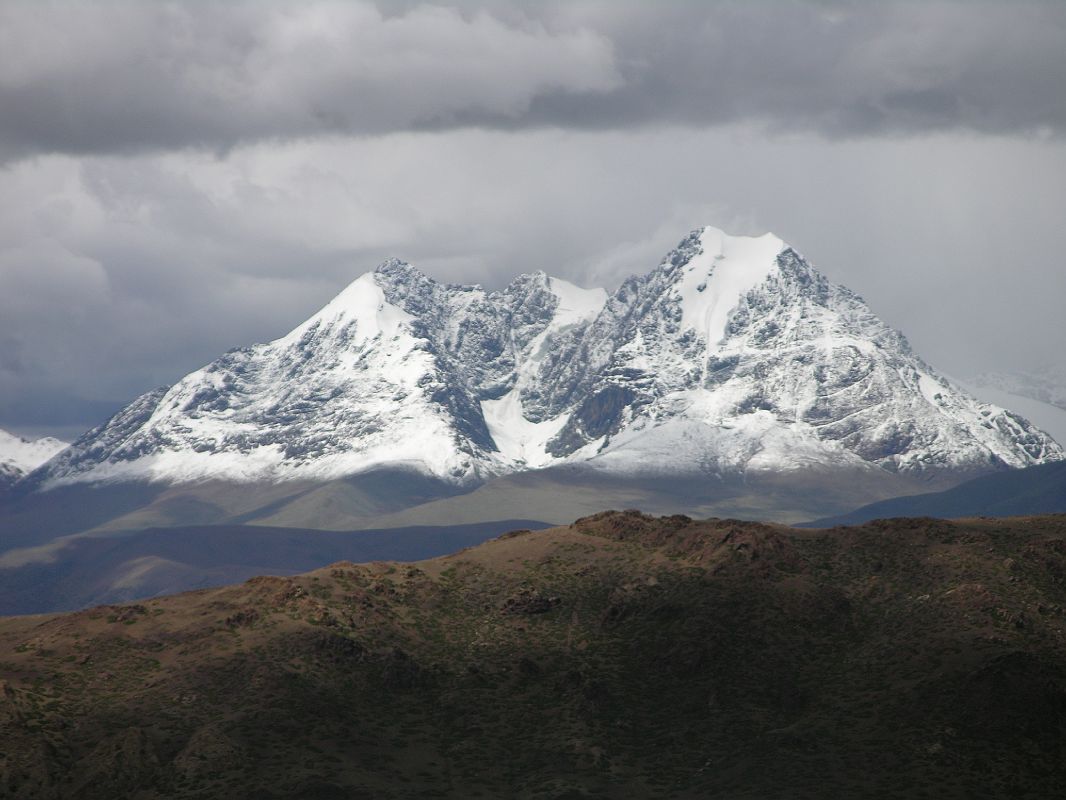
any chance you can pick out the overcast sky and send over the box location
[2,0,1065,440]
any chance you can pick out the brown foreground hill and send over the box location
[2,512,1066,799]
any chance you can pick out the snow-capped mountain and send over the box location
[0,428,67,489]
[27,227,1063,490]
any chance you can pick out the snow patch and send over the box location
[918,373,945,405]
[481,275,605,466]
[548,277,607,329]
[278,272,414,347]
[481,389,569,468]
[677,227,784,346]
[0,428,68,481]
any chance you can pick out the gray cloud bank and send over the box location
[2,0,1065,162]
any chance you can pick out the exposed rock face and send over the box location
[25,227,1062,490]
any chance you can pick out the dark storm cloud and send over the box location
[1,0,1065,162]
[0,0,620,160]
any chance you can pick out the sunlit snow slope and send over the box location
[27,227,1062,490]
[0,429,67,488]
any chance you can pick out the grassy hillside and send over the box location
[0,520,550,616]
[2,512,1065,798]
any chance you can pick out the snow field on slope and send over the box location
[481,277,607,467]
[0,428,68,474]
[676,227,784,348]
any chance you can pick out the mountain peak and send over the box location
[690,227,788,276]
[667,226,789,345]
[372,257,432,284]
[506,269,550,290]
[697,225,786,255]
[374,256,418,273]
[0,427,68,488]
[657,227,786,279]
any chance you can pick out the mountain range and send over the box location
[1,226,1063,616]
[17,227,1062,498]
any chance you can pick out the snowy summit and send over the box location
[26,226,1063,489]
[0,428,68,489]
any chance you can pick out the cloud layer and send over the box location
[2,0,1065,162]
[0,0,618,160]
